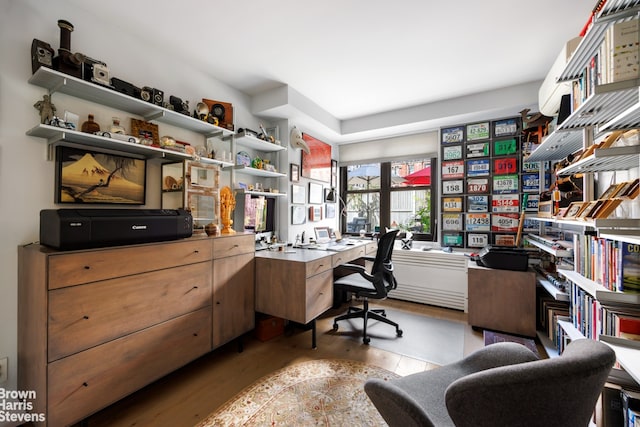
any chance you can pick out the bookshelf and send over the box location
[529,1,640,395]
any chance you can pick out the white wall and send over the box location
[0,0,267,402]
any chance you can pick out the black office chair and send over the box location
[332,229,402,344]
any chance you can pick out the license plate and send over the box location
[491,213,520,232]
[493,139,517,155]
[466,213,490,231]
[467,195,488,212]
[466,159,490,176]
[467,178,489,194]
[443,197,463,212]
[492,174,518,193]
[466,142,489,158]
[442,213,463,231]
[443,179,464,194]
[442,126,464,144]
[494,234,516,246]
[467,122,490,141]
[442,233,464,247]
[442,160,464,179]
[491,194,520,213]
[443,144,463,160]
[467,233,489,248]
[493,157,517,175]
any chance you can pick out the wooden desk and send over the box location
[255,241,373,348]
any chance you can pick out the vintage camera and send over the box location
[52,20,83,78]
[82,56,112,87]
[31,39,55,74]
[140,86,164,106]
[111,77,141,98]
[169,95,190,115]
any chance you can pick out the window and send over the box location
[341,158,436,240]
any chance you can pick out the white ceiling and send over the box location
[67,0,595,144]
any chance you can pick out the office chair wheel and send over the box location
[363,336,371,344]
[332,323,339,331]
[397,329,403,337]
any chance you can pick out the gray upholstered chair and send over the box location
[364,339,616,427]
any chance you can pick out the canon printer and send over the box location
[471,245,529,271]
[40,208,193,250]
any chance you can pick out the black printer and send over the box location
[471,245,529,271]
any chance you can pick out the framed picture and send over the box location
[561,202,584,219]
[331,159,338,188]
[324,188,336,202]
[325,203,336,218]
[55,146,146,204]
[301,133,332,182]
[292,205,306,225]
[309,182,323,204]
[593,198,623,219]
[290,163,300,182]
[130,118,160,145]
[309,205,322,221]
[577,201,599,220]
[537,201,553,218]
[291,184,305,204]
[598,182,625,200]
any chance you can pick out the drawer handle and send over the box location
[83,315,89,320]
[185,286,199,295]
[194,250,200,254]
[83,266,90,270]
[83,382,88,387]
[193,333,198,337]
[216,301,221,305]
[232,244,239,248]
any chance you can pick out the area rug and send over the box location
[331,308,465,366]
[196,359,399,427]
[483,330,540,357]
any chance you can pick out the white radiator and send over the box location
[390,250,468,312]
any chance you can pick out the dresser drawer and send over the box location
[47,308,212,427]
[332,246,366,268]
[48,239,212,289]
[304,270,333,323]
[212,234,254,259]
[48,261,212,361]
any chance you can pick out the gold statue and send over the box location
[220,186,236,234]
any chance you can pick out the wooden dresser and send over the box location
[18,234,254,427]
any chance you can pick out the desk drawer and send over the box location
[305,257,332,277]
[332,246,366,268]
[48,239,212,289]
[213,234,254,259]
[48,261,212,361]
[47,307,211,427]
[305,270,333,323]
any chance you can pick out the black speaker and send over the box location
[557,94,572,125]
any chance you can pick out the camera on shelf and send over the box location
[52,20,82,78]
[169,95,190,115]
[140,86,164,106]
[81,56,112,88]
[31,39,55,74]
[111,77,141,98]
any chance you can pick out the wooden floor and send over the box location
[78,299,485,427]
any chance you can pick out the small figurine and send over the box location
[220,186,236,234]
[34,94,56,124]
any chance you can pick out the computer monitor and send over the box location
[314,227,331,243]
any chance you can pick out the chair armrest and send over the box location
[361,256,376,262]
[337,263,375,282]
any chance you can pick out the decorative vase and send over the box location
[109,117,125,134]
[80,114,100,133]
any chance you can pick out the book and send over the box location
[622,388,640,427]
[620,242,640,293]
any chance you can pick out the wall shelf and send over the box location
[234,134,287,152]
[557,145,640,175]
[27,124,192,161]
[526,234,573,257]
[225,165,287,178]
[29,67,234,138]
[235,189,287,198]
[536,274,570,302]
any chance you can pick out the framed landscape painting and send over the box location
[55,146,146,204]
